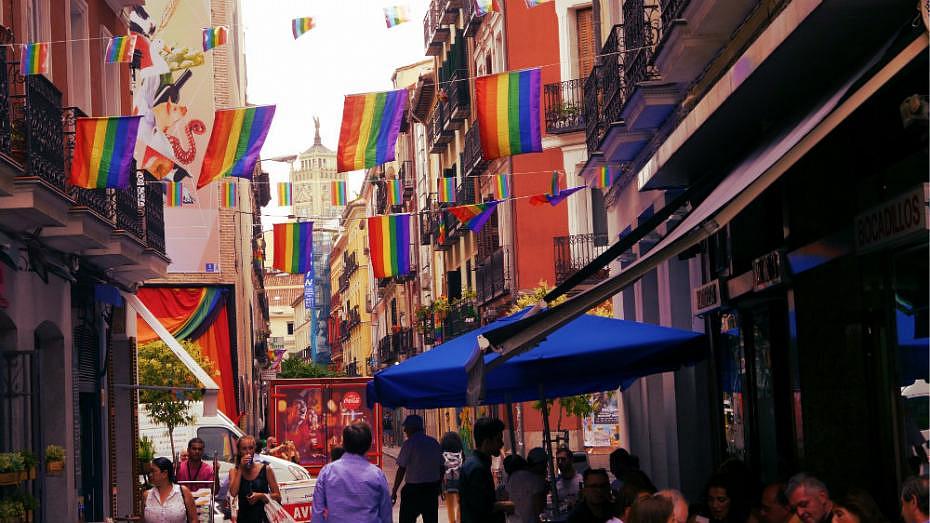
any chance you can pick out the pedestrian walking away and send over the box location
[392,414,444,523]
[229,435,282,523]
[459,416,507,523]
[144,457,198,523]
[441,431,466,523]
[507,447,549,523]
[312,420,392,522]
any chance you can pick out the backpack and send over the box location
[443,451,463,482]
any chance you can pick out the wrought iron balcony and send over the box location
[345,360,359,377]
[554,233,610,285]
[442,299,479,341]
[428,104,452,153]
[399,160,415,197]
[601,25,628,131]
[544,79,586,134]
[456,178,475,205]
[476,246,511,304]
[462,123,487,179]
[338,271,350,293]
[113,174,144,241]
[143,176,166,255]
[63,106,115,222]
[462,0,485,36]
[623,0,661,94]
[423,0,450,56]
[440,0,462,24]
[344,251,359,276]
[379,328,415,364]
[419,208,433,246]
[660,0,689,35]
[446,69,470,122]
[9,71,67,192]
[346,307,362,331]
[584,65,605,154]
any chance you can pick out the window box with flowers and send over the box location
[0,453,25,486]
[44,445,64,475]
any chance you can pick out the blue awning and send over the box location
[367,310,706,409]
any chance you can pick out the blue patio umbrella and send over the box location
[368,309,707,409]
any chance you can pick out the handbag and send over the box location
[263,496,298,523]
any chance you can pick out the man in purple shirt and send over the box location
[311,421,392,523]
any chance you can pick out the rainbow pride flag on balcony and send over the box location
[386,179,403,206]
[197,105,275,188]
[70,116,142,189]
[202,26,229,51]
[383,5,410,28]
[595,165,614,190]
[292,17,315,39]
[221,181,237,208]
[368,214,411,278]
[439,177,456,203]
[449,201,500,233]
[475,68,542,161]
[494,174,510,200]
[277,182,293,205]
[165,182,184,207]
[331,180,347,205]
[20,43,49,75]
[273,222,313,274]
[337,89,408,172]
[475,0,498,15]
[105,35,136,64]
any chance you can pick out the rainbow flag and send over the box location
[448,201,500,233]
[524,0,554,6]
[292,17,315,39]
[475,0,498,15]
[494,174,510,200]
[202,26,229,51]
[386,179,402,206]
[273,222,313,274]
[384,5,410,28]
[368,214,411,278]
[104,35,136,64]
[437,217,446,245]
[221,181,237,208]
[197,105,276,188]
[165,182,184,207]
[549,170,560,196]
[475,68,542,161]
[277,182,293,205]
[439,177,456,203]
[596,165,614,190]
[70,116,142,189]
[20,43,49,76]
[331,180,347,205]
[529,186,585,207]
[336,89,408,173]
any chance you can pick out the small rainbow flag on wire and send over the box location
[386,179,403,206]
[165,182,184,207]
[437,216,446,245]
[475,68,542,161]
[221,181,237,208]
[331,180,347,205]
[529,186,585,207]
[292,17,315,39]
[449,201,500,233]
[104,35,136,64]
[383,5,410,28]
[596,165,614,190]
[273,222,313,274]
[20,43,49,76]
[368,214,411,278]
[549,171,560,196]
[494,174,510,200]
[336,89,408,172]
[278,182,293,205]
[524,0,554,7]
[202,26,229,51]
[197,105,276,188]
[475,0,498,15]
[438,177,456,203]
[70,116,142,189]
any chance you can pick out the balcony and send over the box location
[378,328,414,365]
[344,251,359,276]
[399,160,415,198]
[423,0,450,56]
[462,0,485,37]
[583,66,605,155]
[345,360,359,377]
[419,208,432,246]
[338,271,350,293]
[346,306,361,331]
[544,79,586,134]
[441,299,478,341]
[428,104,452,153]
[445,69,470,124]
[462,123,486,179]
[456,178,475,206]
[143,175,166,255]
[554,233,610,287]
[440,0,462,25]
[476,246,511,304]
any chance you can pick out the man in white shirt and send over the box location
[556,447,584,510]
[391,414,444,523]
[508,447,549,523]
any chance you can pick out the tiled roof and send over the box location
[267,286,303,306]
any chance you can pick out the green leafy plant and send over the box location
[18,451,36,470]
[0,498,25,519]
[138,436,155,464]
[45,445,64,463]
[0,452,25,472]
[279,353,343,379]
[138,339,217,460]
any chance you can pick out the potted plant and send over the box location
[137,436,155,473]
[45,445,64,475]
[18,451,36,481]
[0,498,24,523]
[0,452,25,486]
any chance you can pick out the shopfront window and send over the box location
[718,313,747,461]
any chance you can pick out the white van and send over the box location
[138,403,315,522]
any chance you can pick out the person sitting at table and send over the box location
[567,469,620,523]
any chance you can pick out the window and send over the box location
[287,322,294,335]
[575,7,596,78]
[68,0,91,112]
[25,0,51,76]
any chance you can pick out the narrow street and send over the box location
[382,446,453,523]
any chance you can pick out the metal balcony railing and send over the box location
[423,0,449,56]
[442,300,479,340]
[584,65,605,154]
[344,251,359,276]
[428,104,452,153]
[660,0,689,36]
[113,169,144,241]
[553,233,611,285]
[476,246,512,304]
[63,106,114,222]
[379,328,415,364]
[446,69,470,121]
[144,177,166,254]
[419,208,433,246]
[456,178,475,205]
[399,160,415,197]
[462,122,486,180]
[462,0,484,36]
[345,360,359,377]
[9,69,66,192]
[601,25,628,131]
[623,0,661,93]
[544,79,586,134]
[338,271,350,293]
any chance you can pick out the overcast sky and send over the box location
[241,0,430,224]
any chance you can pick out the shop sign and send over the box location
[855,184,929,253]
[583,391,621,448]
[692,279,724,316]
[752,250,787,291]
[260,369,278,382]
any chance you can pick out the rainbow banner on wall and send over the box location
[439,177,456,203]
[273,222,313,274]
[448,201,500,233]
[277,182,293,205]
[383,5,410,28]
[70,116,142,189]
[202,26,229,51]
[475,0,498,15]
[292,17,315,39]
[336,89,408,173]
[221,181,237,208]
[197,105,276,188]
[331,180,347,205]
[20,43,49,76]
[475,68,542,161]
[105,35,137,64]
[165,182,184,207]
[386,179,403,206]
[595,165,614,190]
[368,214,411,278]
[494,174,510,200]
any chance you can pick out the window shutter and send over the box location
[576,7,595,78]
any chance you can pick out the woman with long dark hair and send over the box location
[144,457,197,523]
[441,431,465,523]
[228,435,282,523]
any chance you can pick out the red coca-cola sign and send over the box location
[342,391,362,410]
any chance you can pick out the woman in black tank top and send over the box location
[229,435,281,523]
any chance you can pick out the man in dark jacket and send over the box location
[459,417,506,523]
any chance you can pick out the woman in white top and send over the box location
[144,457,198,523]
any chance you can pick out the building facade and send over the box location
[290,119,341,221]
[329,197,373,377]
